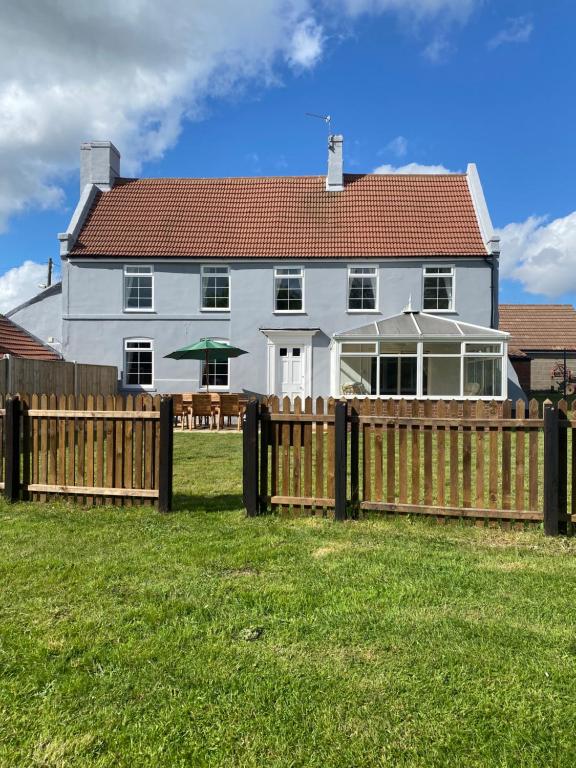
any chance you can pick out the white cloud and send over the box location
[373,161,453,174]
[0,0,485,233]
[488,16,533,49]
[0,0,321,232]
[498,212,576,298]
[335,0,479,22]
[422,36,453,63]
[386,135,408,157]
[288,17,324,68]
[0,261,51,314]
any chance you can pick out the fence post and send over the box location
[21,396,30,502]
[243,399,259,516]
[158,396,174,513]
[259,399,269,515]
[334,400,348,521]
[4,395,21,503]
[349,400,359,518]
[543,402,560,535]
[557,400,568,534]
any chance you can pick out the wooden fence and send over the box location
[243,397,573,535]
[1,394,173,511]
[0,356,118,396]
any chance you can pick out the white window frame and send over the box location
[201,265,230,312]
[123,338,154,390]
[347,265,379,313]
[200,338,230,391]
[123,264,154,313]
[462,342,505,398]
[422,265,455,313]
[273,266,305,314]
[333,338,507,400]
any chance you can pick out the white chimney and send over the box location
[80,141,120,193]
[326,134,344,192]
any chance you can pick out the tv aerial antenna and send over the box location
[305,112,333,134]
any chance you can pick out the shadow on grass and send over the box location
[172,492,243,513]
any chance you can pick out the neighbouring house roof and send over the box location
[499,304,576,357]
[69,174,488,259]
[5,281,62,318]
[336,311,508,340]
[0,315,60,360]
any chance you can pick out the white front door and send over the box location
[264,330,317,398]
[278,345,305,400]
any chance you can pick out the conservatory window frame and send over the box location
[335,338,507,399]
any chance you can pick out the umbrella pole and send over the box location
[205,349,209,394]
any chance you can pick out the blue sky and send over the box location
[0,0,575,311]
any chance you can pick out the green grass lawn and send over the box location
[1,432,576,767]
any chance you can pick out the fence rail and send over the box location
[244,396,573,535]
[1,393,173,511]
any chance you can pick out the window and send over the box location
[124,265,153,311]
[423,266,454,312]
[422,340,461,396]
[422,357,461,396]
[348,266,377,311]
[274,267,303,312]
[201,340,230,389]
[342,342,378,354]
[379,358,417,396]
[339,340,417,396]
[463,344,502,395]
[465,343,502,354]
[201,266,230,310]
[337,337,505,398]
[201,358,229,389]
[124,340,153,387]
[340,356,377,396]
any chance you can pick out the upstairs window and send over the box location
[274,267,304,312]
[124,339,153,388]
[423,266,454,312]
[348,266,377,311]
[201,266,230,310]
[124,265,153,311]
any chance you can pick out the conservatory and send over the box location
[332,311,509,399]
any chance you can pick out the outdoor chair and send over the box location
[217,394,242,431]
[181,393,194,430]
[342,382,368,396]
[191,393,214,429]
[171,394,187,430]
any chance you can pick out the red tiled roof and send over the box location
[0,315,60,360]
[70,174,488,258]
[499,304,576,356]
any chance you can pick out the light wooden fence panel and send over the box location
[257,397,551,527]
[0,393,171,508]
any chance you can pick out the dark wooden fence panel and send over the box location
[0,394,5,491]
[0,357,117,396]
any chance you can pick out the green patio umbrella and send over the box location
[164,338,248,392]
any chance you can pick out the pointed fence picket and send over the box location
[1,393,172,511]
[246,396,574,533]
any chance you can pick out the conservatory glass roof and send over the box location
[335,311,509,340]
